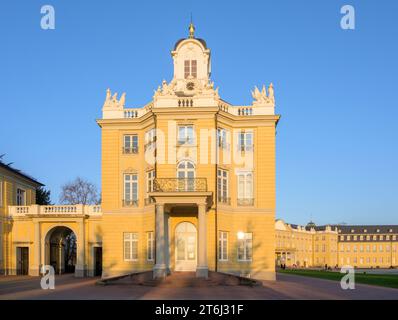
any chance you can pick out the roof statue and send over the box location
[251,83,275,106]
[103,88,126,109]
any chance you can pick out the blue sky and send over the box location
[0,0,397,225]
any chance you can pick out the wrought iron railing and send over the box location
[153,178,207,192]
[237,198,254,206]
[122,146,139,154]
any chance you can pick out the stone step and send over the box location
[100,270,262,287]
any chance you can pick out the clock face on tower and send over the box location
[186,82,195,91]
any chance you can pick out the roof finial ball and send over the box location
[188,16,195,39]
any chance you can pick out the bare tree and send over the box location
[59,177,99,205]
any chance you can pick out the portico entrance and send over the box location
[149,178,212,279]
[175,222,197,271]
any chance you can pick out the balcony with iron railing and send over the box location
[153,178,207,192]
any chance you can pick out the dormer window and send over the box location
[184,60,197,78]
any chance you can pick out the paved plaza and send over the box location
[1,272,398,300]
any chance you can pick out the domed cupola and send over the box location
[169,22,212,96]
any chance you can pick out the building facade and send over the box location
[97,23,279,280]
[275,220,398,269]
[4,26,394,280]
[2,25,279,280]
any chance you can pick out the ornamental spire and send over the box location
[188,14,195,38]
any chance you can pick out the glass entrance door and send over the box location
[175,222,197,271]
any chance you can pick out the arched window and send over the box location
[177,161,195,191]
[177,161,195,179]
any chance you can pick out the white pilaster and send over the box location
[75,219,85,277]
[32,221,41,276]
[196,202,208,278]
[153,203,166,279]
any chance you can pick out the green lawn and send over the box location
[278,269,398,289]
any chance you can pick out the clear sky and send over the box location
[0,0,397,226]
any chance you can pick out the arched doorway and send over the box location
[45,226,77,275]
[175,222,197,271]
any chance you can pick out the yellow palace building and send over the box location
[275,220,398,269]
[1,24,280,280]
[2,25,396,281]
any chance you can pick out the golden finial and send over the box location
[188,14,195,38]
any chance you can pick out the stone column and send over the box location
[153,203,166,279]
[32,221,41,276]
[75,219,85,277]
[196,202,208,278]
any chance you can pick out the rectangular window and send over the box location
[373,244,377,252]
[184,60,197,78]
[147,170,155,193]
[217,169,229,204]
[124,233,138,261]
[16,188,26,206]
[124,174,138,206]
[366,245,370,252]
[238,131,253,152]
[147,231,154,261]
[178,125,194,145]
[217,128,229,149]
[123,135,138,154]
[237,172,253,206]
[218,231,228,261]
[237,232,252,261]
[145,129,156,151]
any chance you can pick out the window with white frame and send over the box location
[218,231,228,261]
[178,125,194,145]
[16,188,26,206]
[217,128,229,149]
[237,172,253,206]
[147,170,155,193]
[217,169,229,204]
[237,232,252,261]
[123,135,138,154]
[238,131,253,152]
[177,161,195,191]
[145,129,156,151]
[147,231,154,261]
[124,233,138,261]
[124,174,138,206]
